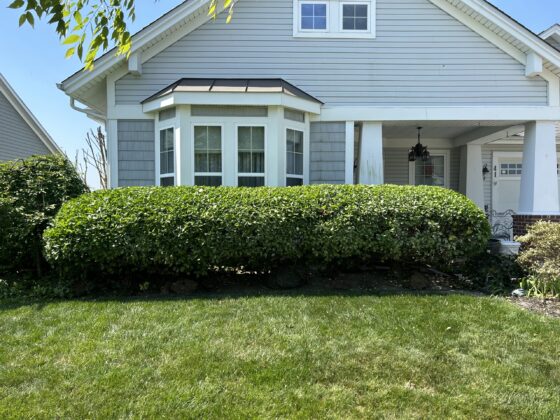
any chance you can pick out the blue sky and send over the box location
[0,0,559,186]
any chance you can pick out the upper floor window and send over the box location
[300,2,327,31]
[342,3,369,31]
[294,0,375,38]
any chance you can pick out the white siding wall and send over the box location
[0,91,51,161]
[115,0,548,106]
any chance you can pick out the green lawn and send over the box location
[1,293,559,418]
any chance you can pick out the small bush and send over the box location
[0,155,88,275]
[517,221,560,298]
[44,185,490,294]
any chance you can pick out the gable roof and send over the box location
[541,24,560,47]
[0,73,62,155]
[60,0,560,113]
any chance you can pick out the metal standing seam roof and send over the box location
[141,78,324,104]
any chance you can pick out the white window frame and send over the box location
[293,0,376,39]
[191,123,224,186]
[285,127,305,185]
[235,124,267,187]
[408,150,450,188]
[340,1,370,33]
[156,125,176,187]
[298,0,329,33]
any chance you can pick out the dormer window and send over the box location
[293,0,375,38]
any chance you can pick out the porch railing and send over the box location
[486,209,515,241]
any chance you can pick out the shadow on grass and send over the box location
[0,283,486,312]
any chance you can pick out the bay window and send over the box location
[286,128,304,186]
[159,127,175,186]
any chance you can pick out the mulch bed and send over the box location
[510,297,560,318]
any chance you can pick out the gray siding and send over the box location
[117,120,155,186]
[310,122,345,184]
[116,0,547,106]
[449,147,461,192]
[0,91,51,161]
[384,148,409,185]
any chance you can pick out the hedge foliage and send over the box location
[44,185,490,287]
[518,221,560,297]
[0,155,88,274]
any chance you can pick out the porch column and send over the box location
[519,121,559,214]
[459,144,485,209]
[359,122,383,184]
[344,121,355,184]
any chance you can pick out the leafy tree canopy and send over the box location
[8,0,234,70]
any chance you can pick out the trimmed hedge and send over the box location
[44,185,490,288]
[0,155,88,274]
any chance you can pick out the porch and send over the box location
[340,120,560,237]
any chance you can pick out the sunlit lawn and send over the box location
[1,293,559,418]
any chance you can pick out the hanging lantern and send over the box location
[408,127,430,162]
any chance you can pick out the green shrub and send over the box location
[459,252,523,294]
[44,185,490,293]
[0,155,88,275]
[517,221,560,298]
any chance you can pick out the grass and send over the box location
[1,292,559,418]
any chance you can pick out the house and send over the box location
[59,0,560,236]
[0,73,61,161]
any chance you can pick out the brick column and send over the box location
[512,214,560,237]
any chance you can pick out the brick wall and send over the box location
[512,214,560,237]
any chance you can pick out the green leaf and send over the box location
[62,34,80,45]
[65,47,75,59]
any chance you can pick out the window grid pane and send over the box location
[286,129,304,176]
[195,126,222,176]
[238,126,265,174]
[415,156,445,187]
[301,2,327,30]
[342,3,368,31]
[160,128,174,175]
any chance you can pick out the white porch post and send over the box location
[106,119,119,188]
[344,121,355,184]
[358,122,383,185]
[519,121,559,214]
[459,144,485,209]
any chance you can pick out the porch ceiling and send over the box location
[382,120,527,140]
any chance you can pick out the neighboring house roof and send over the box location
[59,0,560,114]
[540,24,560,49]
[0,73,62,155]
[142,78,323,104]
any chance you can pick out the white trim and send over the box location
[143,92,322,115]
[293,0,376,39]
[156,125,177,186]
[313,106,560,122]
[408,150,450,188]
[191,123,225,186]
[0,73,62,155]
[107,119,119,188]
[540,24,560,41]
[339,1,370,33]
[285,126,306,185]
[235,124,268,187]
[344,121,355,184]
[296,0,329,33]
